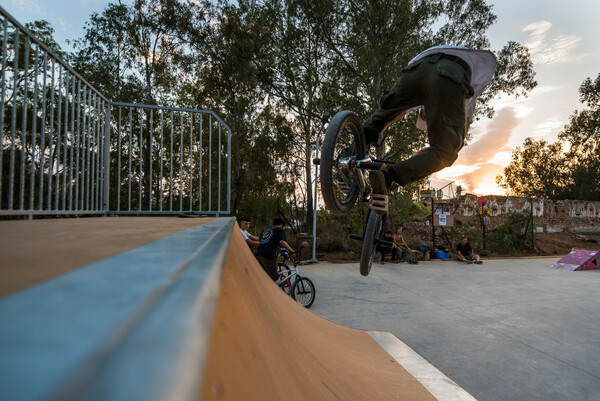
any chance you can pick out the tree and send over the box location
[498,73,600,201]
[183,0,279,219]
[497,138,570,199]
[300,0,536,162]
[72,0,196,209]
[559,73,600,200]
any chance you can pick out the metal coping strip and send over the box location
[0,217,235,401]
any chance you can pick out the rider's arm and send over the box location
[400,235,410,250]
[279,240,294,254]
[245,237,260,246]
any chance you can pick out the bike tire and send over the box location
[360,211,384,276]
[320,110,365,215]
[291,276,316,308]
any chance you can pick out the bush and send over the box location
[490,212,534,254]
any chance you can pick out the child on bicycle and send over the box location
[255,218,295,282]
[363,46,497,214]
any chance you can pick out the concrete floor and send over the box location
[300,258,600,401]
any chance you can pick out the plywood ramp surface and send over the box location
[0,216,214,296]
[201,230,437,401]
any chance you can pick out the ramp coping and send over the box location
[0,217,235,401]
[368,331,477,401]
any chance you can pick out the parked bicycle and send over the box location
[276,249,316,308]
[315,110,395,277]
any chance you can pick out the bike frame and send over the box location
[276,264,299,288]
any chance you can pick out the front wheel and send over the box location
[360,211,384,276]
[291,277,316,308]
[320,111,366,215]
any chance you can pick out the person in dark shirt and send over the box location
[256,218,295,281]
[456,235,482,264]
[376,231,397,264]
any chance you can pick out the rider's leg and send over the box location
[387,59,470,187]
[363,64,423,148]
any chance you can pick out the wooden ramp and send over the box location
[201,229,437,401]
[0,216,472,401]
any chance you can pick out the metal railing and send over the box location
[0,6,230,217]
[109,103,230,215]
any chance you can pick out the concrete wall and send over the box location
[448,194,600,234]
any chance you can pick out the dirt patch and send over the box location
[534,232,600,256]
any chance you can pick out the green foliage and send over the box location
[498,73,600,201]
[10,0,540,225]
[490,212,534,254]
[497,137,571,199]
[389,188,431,225]
[453,219,483,251]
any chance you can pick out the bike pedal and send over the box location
[368,194,389,215]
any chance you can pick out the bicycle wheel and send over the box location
[320,110,366,215]
[291,277,316,308]
[360,211,384,276]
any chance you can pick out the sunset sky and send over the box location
[434,0,600,195]
[5,0,600,196]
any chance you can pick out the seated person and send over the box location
[456,235,483,264]
[392,226,412,262]
[376,231,398,265]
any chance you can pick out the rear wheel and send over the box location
[291,277,316,308]
[360,211,384,276]
[320,111,365,215]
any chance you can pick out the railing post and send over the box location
[103,102,111,214]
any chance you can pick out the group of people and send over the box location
[376,227,482,265]
[242,216,483,277]
[376,226,413,264]
[240,216,295,282]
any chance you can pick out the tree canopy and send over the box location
[27,0,538,230]
[498,73,600,201]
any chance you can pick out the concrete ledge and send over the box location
[368,331,477,401]
[0,217,234,401]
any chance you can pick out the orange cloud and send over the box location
[431,107,520,195]
[459,107,518,165]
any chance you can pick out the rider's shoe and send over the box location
[368,169,390,215]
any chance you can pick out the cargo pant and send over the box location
[364,53,474,186]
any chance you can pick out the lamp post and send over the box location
[311,110,330,263]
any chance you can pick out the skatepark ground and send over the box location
[1,216,599,400]
[300,258,600,401]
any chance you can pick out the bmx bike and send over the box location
[276,249,316,308]
[315,110,395,277]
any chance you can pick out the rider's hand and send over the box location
[362,125,380,147]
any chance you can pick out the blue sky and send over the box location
[4,0,600,195]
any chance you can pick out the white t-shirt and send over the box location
[408,45,498,129]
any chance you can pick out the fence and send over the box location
[0,6,230,217]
